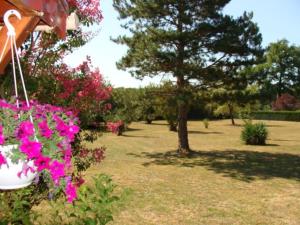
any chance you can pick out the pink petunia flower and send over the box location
[34,155,51,171]
[20,138,42,159]
[49,160,65,185]
[56,120,79,141]
[65,179,77,202]
[16,121,34,140]
[0,152,6,167]
[0,125,5,145]
[38,120,53,139]
[63,148,72,168]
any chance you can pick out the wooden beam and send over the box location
[0,16,40,74]
[7,0,69,38]
[0,1,40,17]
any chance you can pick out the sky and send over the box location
[64,0,300,88]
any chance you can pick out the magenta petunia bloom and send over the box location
[38,120,53,139]
[56,120,69,136]
[34,155,51,171]
[0,125,5,145]
[16,121,35,140]
[65,180,77,203]
[56,119,79,141]
[20,138,42,159]
[66,124,80,141]
[49,160,65,185]
[0,134,5,145]
[63,148,72,168]
[0,152,6,166]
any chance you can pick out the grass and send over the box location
[85,119,300,225]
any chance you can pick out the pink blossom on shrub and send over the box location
[107,121,124,135]
[272,93,300,111]
[67,0,103,23]
[54,57,112,126]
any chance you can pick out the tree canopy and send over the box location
[113,0,263,154]
[253,39,300,99]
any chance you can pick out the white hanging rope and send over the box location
[11,36,19,109]
[0,10,34,125]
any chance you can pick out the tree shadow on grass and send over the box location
[122,134,157,138]
[147,122,168,126]
[271,139,300,142]
[265,143,280,147]
[188,131,223,134]
[265,124,284,127]
[126,127,143,132]
[128,149,300,182]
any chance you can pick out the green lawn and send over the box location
[85,120,300,225]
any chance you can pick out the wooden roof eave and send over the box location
[0,0,69,74]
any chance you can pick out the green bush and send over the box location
[241,122,268,145]
[251,111,300,121]
[203,119,209,129]
[47,174,123,225]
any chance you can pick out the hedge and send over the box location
[251,111,300,122]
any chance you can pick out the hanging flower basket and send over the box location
[0,100,80,201]
[0,10,80,202]
[0,144,36,189]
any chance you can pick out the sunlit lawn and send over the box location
[85,119,300,225]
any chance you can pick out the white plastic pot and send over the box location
[0,145,36,190]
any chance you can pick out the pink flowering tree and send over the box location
[272,93,300,111]
[54,57,112,128]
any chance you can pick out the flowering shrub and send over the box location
[67,0,103,24]
[53,57,112,128]
[272,93,300,111]
[107,121,124,136]
[0,99,80,202]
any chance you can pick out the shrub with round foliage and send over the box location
[241,122,268,145]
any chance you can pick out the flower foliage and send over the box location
[0,100,80,202]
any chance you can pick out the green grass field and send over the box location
[85,119,300,225]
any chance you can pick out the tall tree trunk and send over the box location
[176,0,189,155]
[177,102,190,155]
[177,75,190,155]
[228,103,235,126]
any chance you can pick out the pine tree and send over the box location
[113,0,262,155]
